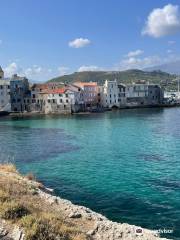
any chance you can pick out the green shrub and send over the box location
[0,201,29,220]
[0,189,10,203]
[21,214,74,240]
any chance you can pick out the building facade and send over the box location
[103,80,119,108]
[0,79,11,112]
[126,83,163,106]
[10,74,30,112]
[74,82,100,108]
[102,80,126,108]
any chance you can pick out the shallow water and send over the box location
[0,108,180,239]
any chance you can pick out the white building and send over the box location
[103,80,119,108]
[0,66,11,112]
[102,80,126,108]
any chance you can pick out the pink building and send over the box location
[74,82,100,107]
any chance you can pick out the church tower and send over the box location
[0,66,4,79]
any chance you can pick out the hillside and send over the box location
[145,60,180,75]
[48,69,178,90]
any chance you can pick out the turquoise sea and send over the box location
[0,108,180,239]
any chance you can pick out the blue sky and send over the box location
[0,0,180,81]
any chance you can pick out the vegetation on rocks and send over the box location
[0,164,87,240]
[0,164,168,240]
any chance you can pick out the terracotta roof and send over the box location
[43,88,66,94]
[74,82,97,87]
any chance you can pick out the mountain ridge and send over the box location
[145,60,180,75]
[48,69,178,90]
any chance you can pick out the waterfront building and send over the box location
[39,88,71,114]
[117,83,126,107]
[126,82,164,106]
[74,82,100,109]
[102,80,126,108]
[103,80,119,108]
[10,74,31,112]
[66,84,85,112]
[0,79,11,112]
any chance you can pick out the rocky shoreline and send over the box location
[37,187,170,240]
[0,166,171,240]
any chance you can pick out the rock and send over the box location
[68,212,82,218]
[87,229,96,236]
[11,227,24,240]
[0,227,8,237]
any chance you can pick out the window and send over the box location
[48,99,50,103]
[60,99,62,103]
[110,94,111,98]
[65,94,68,98]
[17,98,21,102]
[52,99,56,103]
[66,99,68,103]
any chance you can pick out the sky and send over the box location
[0,0,180,81]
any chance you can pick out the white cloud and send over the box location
[168,40,176,45]
[118,55,163,70]
[78,65,101,72]
[127,49,144,57]
[142,4,180,38]
[24,66,43,76]
[167,49,173,54]
[57,66,69,76]
[3,63,54,82]
[69,38,91,48]
[4,62,23,77]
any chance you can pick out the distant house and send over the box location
[10,74,30,112]
[126,83,164,106]
[0,79,11,112]
[103,80,119,108]
[73,82,100,109]
[102,80,126,108]
[40,88,71,114]
[66,84,85,112]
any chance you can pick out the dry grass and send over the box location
[0,164,87,240]
[0,163,17,173]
